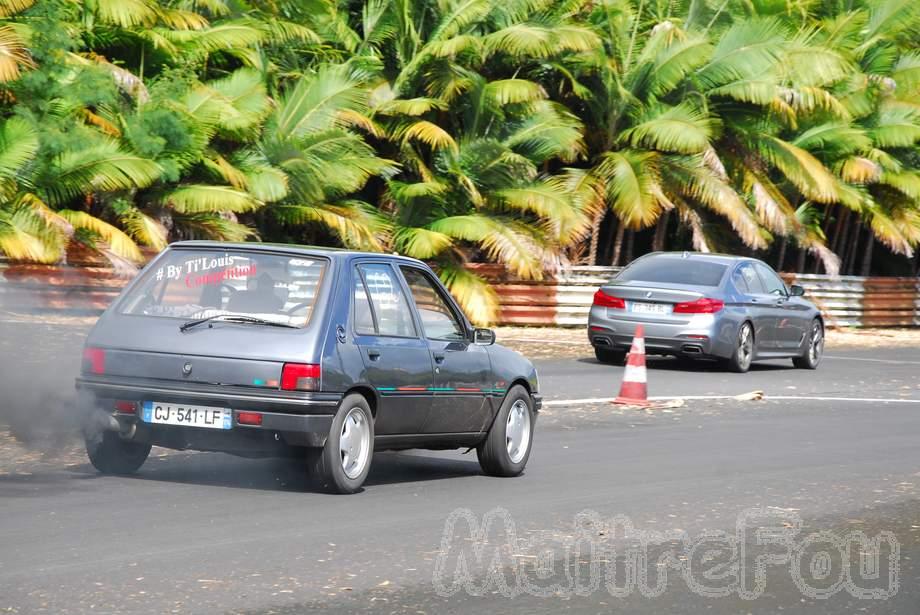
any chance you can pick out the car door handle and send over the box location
[433,353,446,364]
[367,350,380,361]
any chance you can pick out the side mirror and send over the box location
[789,284,805,297]
[473,328,496,346]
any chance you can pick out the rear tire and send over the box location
[311,393,374,494]
[477,385,535,477]
[594,347,626,364]
[793,318,823,370]
[86,431,151,475]
[726,322,754,373]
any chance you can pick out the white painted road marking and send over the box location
[824,355,920,365]
[543,394,920,407]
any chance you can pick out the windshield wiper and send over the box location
[180,314,298,332]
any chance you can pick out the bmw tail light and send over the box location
[281,363,320,391]
[593,289,626,309]
[673,298,724,314]
[82,347,106,374]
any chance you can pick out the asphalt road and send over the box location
[1,325,919,614]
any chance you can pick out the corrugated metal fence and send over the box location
[2,260,918,327]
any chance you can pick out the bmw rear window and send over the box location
[119,249,327,327]
[616,257,727,287]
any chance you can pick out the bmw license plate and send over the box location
[630,301,671,315]
[142,401,232,430]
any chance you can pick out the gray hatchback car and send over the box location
[77,241,540,493]
[588,252,824,372]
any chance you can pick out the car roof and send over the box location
[639,251,760,266]
[167,240,428,268]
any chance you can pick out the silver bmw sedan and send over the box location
[587,252,824,372]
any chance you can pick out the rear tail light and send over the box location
[593,289,625,310]
[114,400,136,415]
[82,347,106,374]
[280,363,321,391]
[237,411,263,426]
[673,298,724,314]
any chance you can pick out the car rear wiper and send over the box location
[180,314,298,332]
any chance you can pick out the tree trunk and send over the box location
[796,247,807,273]
[776,237,788,272]
[611,223,626,266]
[624,229,635,265]
[840,216,857,275]
[651,211,670,252]
[587,209,604,265]
[860,227,874,277]
[829,206,848,255]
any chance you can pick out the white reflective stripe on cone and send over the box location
[622,364,647,383]
[631,337,645,353]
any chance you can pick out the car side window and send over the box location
[352,269,376,336]
[400,267,466,341]
[754,262,787,296]
[356,264,417,337]
[737,263,766,295]
[732,268,750,293]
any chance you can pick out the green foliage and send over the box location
[0,0,920,321]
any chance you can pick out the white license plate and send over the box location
[630,301,671,315]
[141,401,232,430]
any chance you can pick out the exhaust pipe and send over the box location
[88,410,136,439]
[681,344,703,354]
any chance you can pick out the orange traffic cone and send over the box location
[613,325,650,406]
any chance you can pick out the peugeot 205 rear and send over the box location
[77,245,341,477]
[77,242,541,494]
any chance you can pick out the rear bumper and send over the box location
[77,375,339,452]
[587,307,731,358]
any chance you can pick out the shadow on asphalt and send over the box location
[576,356,792,372]
[53,450,485,494]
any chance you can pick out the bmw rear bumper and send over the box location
[587,307,735,358]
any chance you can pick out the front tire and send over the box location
[86,431,151,475]
[312,393,374,494]
[477,385,535,477]
[793,318,823,370]
[726,322,754,373]
[594,347,626,364]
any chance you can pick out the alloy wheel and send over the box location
[505,400,531,464]
[339,407,371,479]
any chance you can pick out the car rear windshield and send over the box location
[616,257,727,287]
[119,249,327,328]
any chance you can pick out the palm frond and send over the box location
[272,201,388,251]
[620,103,716,154]
[46,143,161,205]
[437,263,498,326]
[120,207,168,250]
[58,210,144,262]
[0,24,33,82]
[0,117,38,181]
[273,64,369,140]
[392,226,453,258]
[161,185,261,214]
[402,121,458,151]
[92,0,158,27]
[0,206,62,263]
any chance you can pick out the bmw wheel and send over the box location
[594,347,626,365]
[477,385,535,477]
[312,393,374,494]
[793,318,823,370]
[726,322,754,373]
